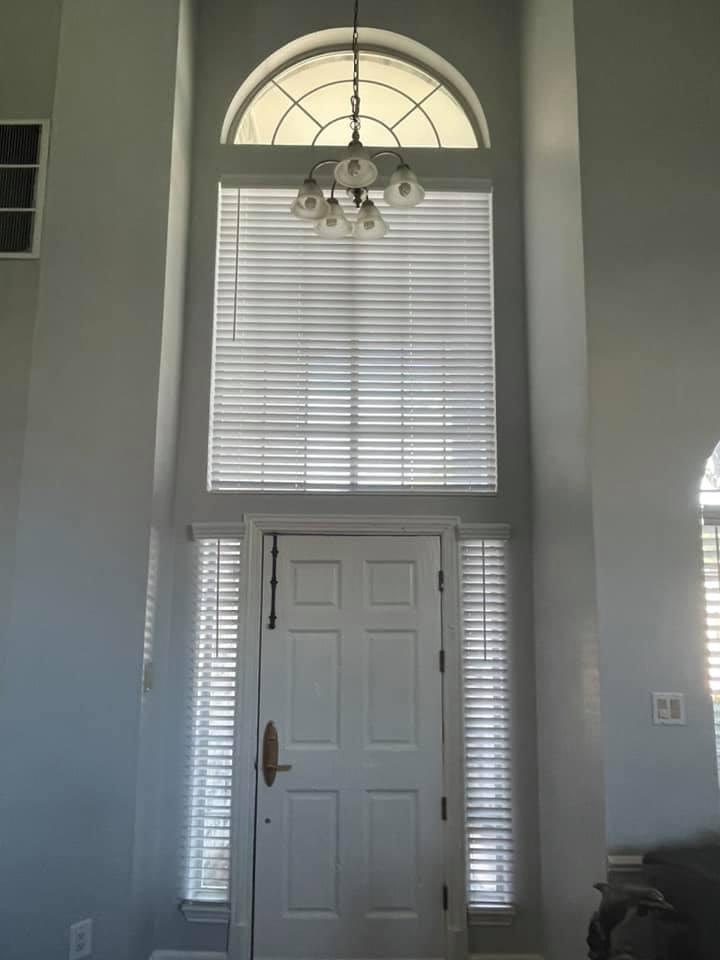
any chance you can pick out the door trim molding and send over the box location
[228,513,468,960]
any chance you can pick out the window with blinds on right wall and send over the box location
[701,443,720,777]
[460,536,513,920]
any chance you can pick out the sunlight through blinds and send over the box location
[182,538,242,902]
[460,538,513,912]
[209,186,496,492]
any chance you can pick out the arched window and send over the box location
[221,28,489,149]
[701,443,720,776]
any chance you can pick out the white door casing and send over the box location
[220,515,470,960]
[253,534,445,960]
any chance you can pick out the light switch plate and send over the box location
[652,692,686,725]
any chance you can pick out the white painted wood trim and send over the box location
[150,950,543,960]
[439,526,469,960]
[244,513,462,535]
[607,853,644,869]
[179,900,231,923]
[229,513,468,960]
[151,949,543,959]
[190,521,246,540]
[151,954,543,960]
[470,954,543,960]
[468,905,516,926]
[191,518,513,541]
[457,522,511,541]
[150,952,228,960]
[702,506,720,526]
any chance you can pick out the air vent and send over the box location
[0,120,49,258]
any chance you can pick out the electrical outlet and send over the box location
[69,918,92,960]
[652,692,686,725]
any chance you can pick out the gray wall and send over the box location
[151,0,541,954]
[0,2,191,958]
[0,0,61,685]
[130,2,196,959]
[574,0,720,850]
[522,0,606,957]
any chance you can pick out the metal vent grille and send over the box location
[0,121,49,258]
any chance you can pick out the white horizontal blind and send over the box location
[701,518,720,776]
[209,186,496,492]
[183,538,242,902]
[460,539,513,910]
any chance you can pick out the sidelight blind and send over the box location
[182,538,242,902]
[460,538,513,913]
[209,186,496,492]
[701,513,720,776]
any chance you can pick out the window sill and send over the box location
[180,900,230,924]
[468,905,516,927]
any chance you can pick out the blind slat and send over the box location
[461,540,513,909]
[209,187,497,493]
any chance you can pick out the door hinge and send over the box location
[438,649,445,673]
[441,796,447,821]
[438,569,445,592]
[442,884,449,911]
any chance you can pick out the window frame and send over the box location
[459,534,515,922]
[701,505,720,781]
[220,29,491,150]
[207,178,498,497]
[181,518,515,947]
[228,47,479,149]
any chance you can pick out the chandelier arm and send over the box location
[308,158,341,180]
[369,150,406,166]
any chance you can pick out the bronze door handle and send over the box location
[262,721,293,786]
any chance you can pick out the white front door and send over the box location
[253,534,446,960]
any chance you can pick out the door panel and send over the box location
[253,535,444,960]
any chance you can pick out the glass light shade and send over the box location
[334,140,378,189]
[290,178,328,220]
[314,198,352,239]
[353,199,389,240]
[384,163,425,208]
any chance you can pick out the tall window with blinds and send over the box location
[460,538,513,916]
[701,445,720,782]
[182,538,242,903]
[209,186,496,492]
[702,513,720,777]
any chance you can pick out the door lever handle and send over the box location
[262,721,292,786]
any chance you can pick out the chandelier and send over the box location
[290,0,425,239]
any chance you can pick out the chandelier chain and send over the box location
[350,0,361,138]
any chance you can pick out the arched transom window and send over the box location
[235,51,476,148]
[224,30,488,149]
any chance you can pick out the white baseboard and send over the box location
[471,955,543,960]
[151,954,541,960]
[150,952,227,960]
